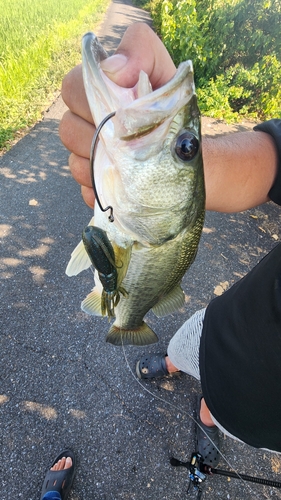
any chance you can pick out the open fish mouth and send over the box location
[82,31,197,144]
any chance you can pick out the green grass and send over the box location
[0,0,110,151]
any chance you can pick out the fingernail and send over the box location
[100,54,128,74]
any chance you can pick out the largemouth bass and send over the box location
[66,31,205,346]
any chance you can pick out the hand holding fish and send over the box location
[60,24,277,214]
[60,23,176,210]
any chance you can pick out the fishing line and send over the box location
[90,111,116,222]
[120,338,273,500]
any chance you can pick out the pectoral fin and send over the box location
[112,243,132,286]
[66,216,95,276]
[81,288,103,316]
[66,239,91,276]
[152,284,185,317]
[106,322,158,346]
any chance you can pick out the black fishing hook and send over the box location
[90,111,116,222]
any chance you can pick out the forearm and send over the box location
[203,130,278,212]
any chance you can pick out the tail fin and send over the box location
[106,322,158,346]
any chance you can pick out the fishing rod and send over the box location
[170,452,281,498]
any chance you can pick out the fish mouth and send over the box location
[82,32,197,141]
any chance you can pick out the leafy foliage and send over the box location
[147,0,281,121]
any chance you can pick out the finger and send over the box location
[81,185,95,209]
[59,110,94,158]
[69,153,91,188]
[101,23,176,89]
[61,64,93,122]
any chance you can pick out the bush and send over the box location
[148,0,281,121]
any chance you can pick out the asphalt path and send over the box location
[1,1,281,499]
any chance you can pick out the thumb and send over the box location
[100,23,176,90]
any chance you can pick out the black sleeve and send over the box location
[253,119,281,205]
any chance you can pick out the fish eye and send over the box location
[175,132,199,161]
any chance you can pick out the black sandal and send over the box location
[40,450,76,500]
[136,353,169,379]
[196,396,220,467]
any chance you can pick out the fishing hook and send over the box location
[90,111,116,222]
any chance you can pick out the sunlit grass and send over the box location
[0,0,110,150]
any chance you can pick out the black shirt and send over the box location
[199,119,281,451]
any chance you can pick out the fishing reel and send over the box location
[170,452,207,499]
[187,453,207,496]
